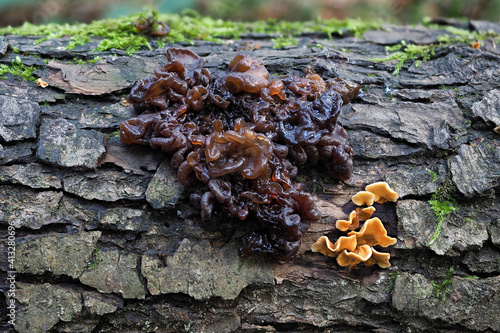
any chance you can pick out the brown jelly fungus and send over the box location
[120,48,360,261]
[134,14,170,37]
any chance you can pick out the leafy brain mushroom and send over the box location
[120,47,360,261]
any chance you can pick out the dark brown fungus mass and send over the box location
[225,54,270,94]
[120,48,360,261]
[135,14,170,36]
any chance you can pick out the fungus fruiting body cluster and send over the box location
[312,182,398,268]
[134,14,170,37]
[120,48,360,261]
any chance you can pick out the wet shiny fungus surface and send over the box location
[134,14,170,36]
[120,47,360,261]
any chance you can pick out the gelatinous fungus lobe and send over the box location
[120,47,360,261]
[205,118,273,179]
[135,14,170,36]
[225,54,270,94]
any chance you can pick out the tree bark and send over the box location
[1,22,500,333]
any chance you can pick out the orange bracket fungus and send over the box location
[311,235,357,257]
[347,217,397,247]
[336,210,358,232]
[311,226,395,268]
[336,245,373,267]
[352,191,375,206]
[312,183,398,268]
[120,47,360,261]
[365,181,399,203]
[336,206,376,231]
[366,248,392,268]
[36,78,49,88]
[357,206,376,221]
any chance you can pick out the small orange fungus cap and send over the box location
[365,248,392,268]
[352,191,375,206]
[348,217,397,247]
[336,245,373,267]
[357,206,376,221]
[365,182,399,203]
[336,210,358,231]
[36,78,48,88]
[337,206,376,231]
[311,236,335,257]
[311,235,357,257]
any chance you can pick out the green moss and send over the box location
[88,247,100,270]
[484,142,494,150]
[0,11,381,53]
[385,44,402,52]
[431,266,454,301]
[0,56,37,81]
[312,172,333,194]
[427,176,459,246]
[0,14,148,55]
[428,170,438,182]
[96,35,152,56]
[5,11,495,66]
[2,11,497,62]
[386,271,401,291]
[371,25,500,75]
[90,56,103,63]
[440,85,460,94]
[71,56,103,65]
[371,40,435,75]
[107,130,120,138]
[428,199,458,245]
[272,35,297,49]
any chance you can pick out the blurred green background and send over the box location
[0,0,498,27]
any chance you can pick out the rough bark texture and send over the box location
[1,21,500,333]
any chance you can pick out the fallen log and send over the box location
[0,16,499,333]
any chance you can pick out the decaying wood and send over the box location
[0,22,499,333]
